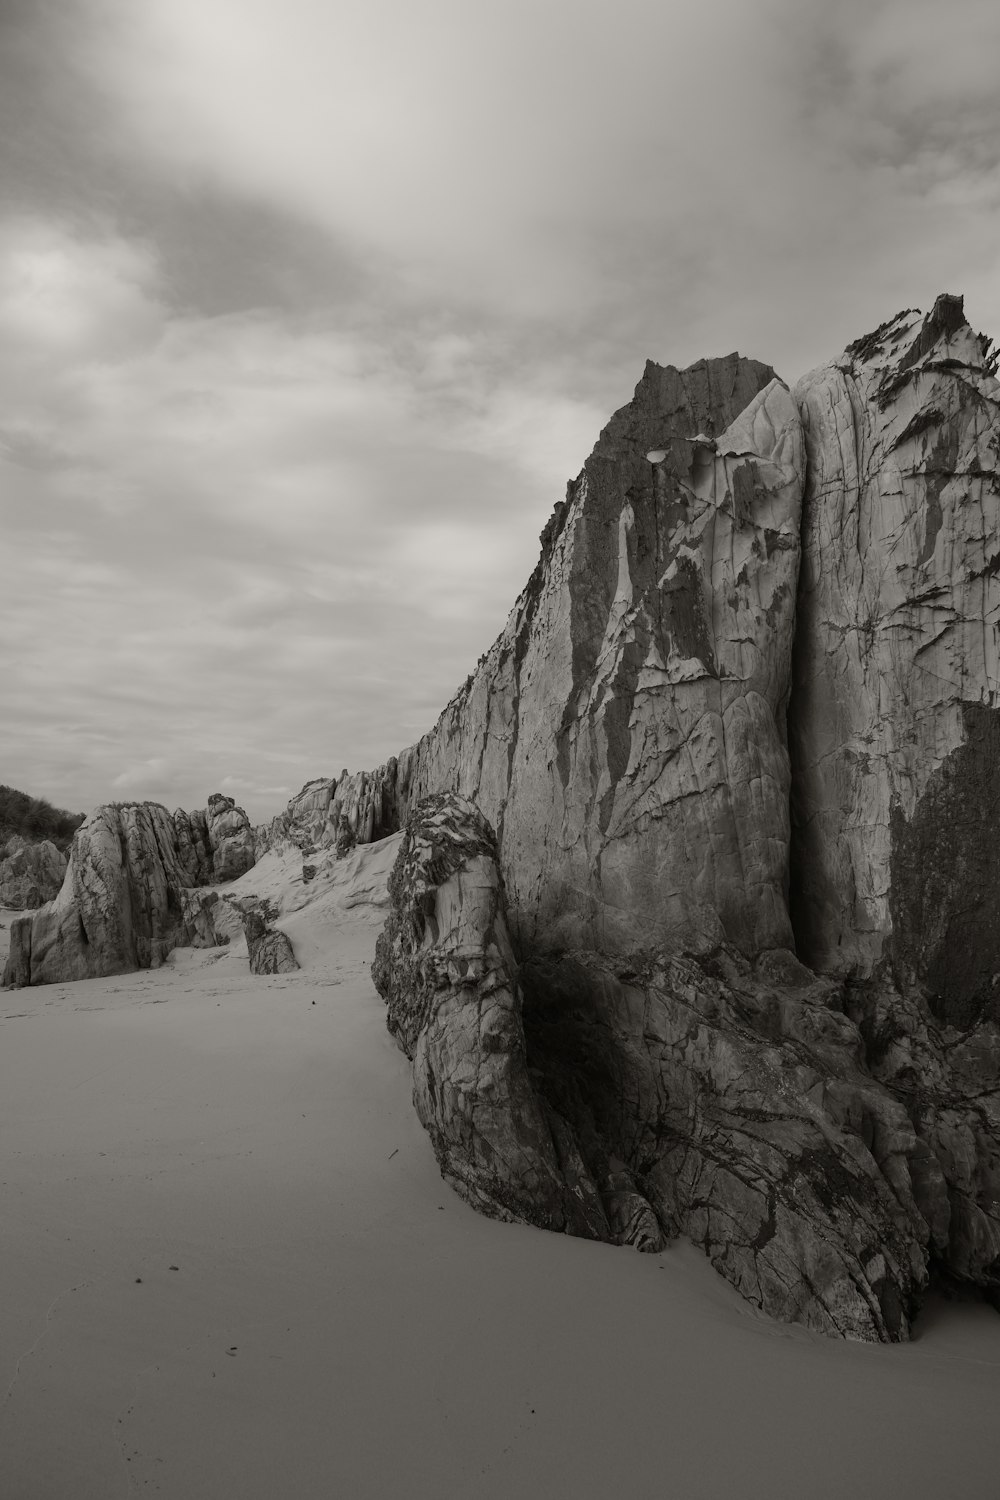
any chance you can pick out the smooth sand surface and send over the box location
[3,854,1000,1499]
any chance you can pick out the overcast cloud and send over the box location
[2,0,1000,821]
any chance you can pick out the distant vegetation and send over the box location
[0,785,86,853]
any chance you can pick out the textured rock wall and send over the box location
[790,294,1000,1019]
[2,803,220,987]
[372,794,617,1239]
[3,792,257,987]
[375,793,946,1339]
[0,837,67,908]
[381,355,806,958]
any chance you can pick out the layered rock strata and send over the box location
[0,836,67,908]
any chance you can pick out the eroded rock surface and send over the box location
[790,293,1000,999]
[2,803,220,987]
[372,794,617,1239]
[375,355,807,958]
[240,906,299,975]
[366,311,1000,1338]
[0,837,67,908]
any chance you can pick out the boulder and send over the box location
[240,907,299,976]
[3,803,220,987]
[205,793,256,883]
[0,837,67,908]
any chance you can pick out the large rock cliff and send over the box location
[790,294,1000,1015]
[370,298,1000,1339]
[386,355,806,957]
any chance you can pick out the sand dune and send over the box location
[2,851,1000,1499]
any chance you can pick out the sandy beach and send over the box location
[3,851,1000,1500]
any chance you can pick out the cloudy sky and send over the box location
[3,0,999,822]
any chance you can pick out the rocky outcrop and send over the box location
[203,794,256,882]
[3,792,259,987]
[366,306,1000,1339]
[379,355,806,958]
[790,293,1000,1006]
[372,794,615,1239]
[2,803,221,987]
[173,794,255,884]
[0,836,67,908]
[171,806,214,885]
[240,906,299,975]
[374,794,938,1337]
[257,778,336,854]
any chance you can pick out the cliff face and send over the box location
[789,295,1000,1023]
[369,296,1000,1339]
[390,356,806,958]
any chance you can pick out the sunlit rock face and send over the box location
[393,355,806,958]
[2,803,220,987]
[790,293,1000,1020]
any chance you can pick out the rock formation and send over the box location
[387,356,806,958]
[2,803,221,987]
[239,904,300,975]
[0,836,67,908]
[376,792,938,1338]
[174,793,255,884]
[372,794,614,1240]
[790,294,1000,1006]
[370,299,1000,1339]
[4,792,257,988]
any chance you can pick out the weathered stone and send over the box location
[172,806,213,886]
[372,794,615,1240]
[330,765,399,848]
[521,945,937,1339]
[789,294,1000,998]
[255,778,338,857]
[370,356,806,961]
[239,906,299,975]
[2,803,220,987]
[205,793,256,883]
[0,837,67,908]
